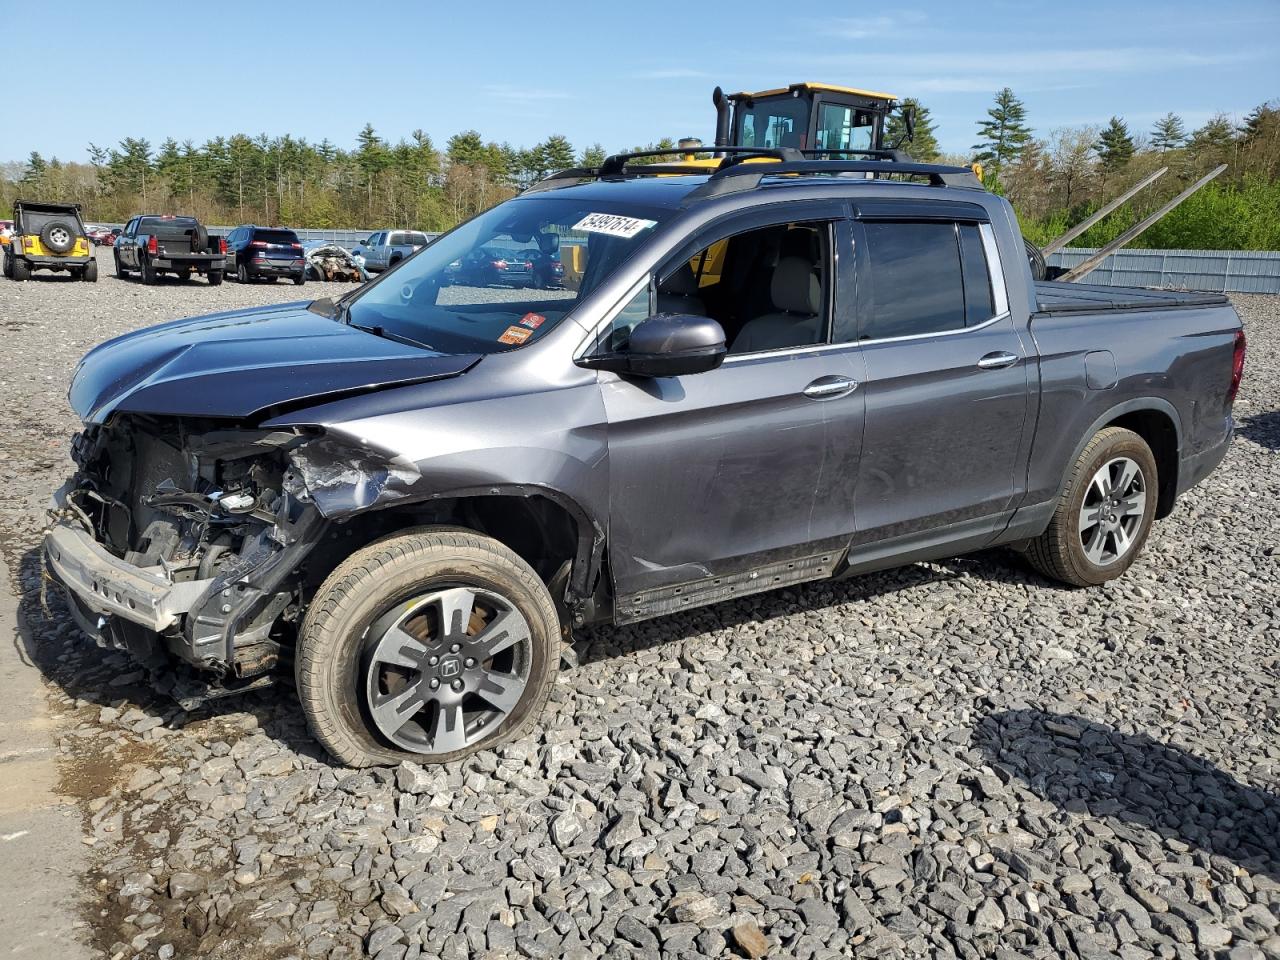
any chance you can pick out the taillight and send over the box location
[492,259,507,269]
[291,243,303,250]
[524,260,533,270]
[219,237,227,254]
[1227,329,1246,402]
[147,236,157,255]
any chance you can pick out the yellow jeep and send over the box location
[2,200,97,282]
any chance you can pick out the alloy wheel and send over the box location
[362,586,532,756]
[1078,456,1147,566]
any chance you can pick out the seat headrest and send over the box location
[770,256,820,315]
[661,261,700,296]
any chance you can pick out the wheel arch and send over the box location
[304,484,605,621]
[1062,398,1182,519]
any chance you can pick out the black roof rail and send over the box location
[596,145,804,175]
[524,150,983,198]
[524,146,807,193]
[682,158,983,202]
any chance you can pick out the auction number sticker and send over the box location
[572,213,657,239]
[497,325,533,345]
[520,312,546,329]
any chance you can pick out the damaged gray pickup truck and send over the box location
[45,150,1245,766]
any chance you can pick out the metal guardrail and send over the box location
[1047,248,1280,294]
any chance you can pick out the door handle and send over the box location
[977,351,1019,370]
[803,375,858,400]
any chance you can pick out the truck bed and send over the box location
[1034,280,1228,315]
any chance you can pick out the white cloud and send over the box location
[796,46,1262,77]
[481,84,571,104]
[630,68,710,81]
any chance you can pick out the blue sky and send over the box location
[2,0,1276,164]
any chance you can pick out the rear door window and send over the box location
[855,221,966,341]
[958,223,996,323]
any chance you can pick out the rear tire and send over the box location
[297,527,561,767]
[10,258,30,282]
[207,270,223,286]
[293,272,306,286]
[237,263,249,284]
[1025,427,1157,587]
[84,260,98,282]
[140,258,157,285]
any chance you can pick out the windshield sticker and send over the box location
[519,312,546,329]
[498,325,533,345]
[571,213,657,239]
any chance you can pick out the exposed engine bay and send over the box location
[305,243,367,283]
[50,415,336,696]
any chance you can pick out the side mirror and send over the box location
[898,104,917,148]
[582,314,727,378]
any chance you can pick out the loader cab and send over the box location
[724,83,899,153]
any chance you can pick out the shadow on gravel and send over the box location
[17,543,330,764]
[580,546,1067,664]
[1239,410,1280,451]
[975,708,1280,881]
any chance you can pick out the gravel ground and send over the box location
[0,249,1277,960]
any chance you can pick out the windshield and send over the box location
[345,195,670,354]
[738,97,809,149]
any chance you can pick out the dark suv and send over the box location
[225,225,306,285]
[43,149,1241,767]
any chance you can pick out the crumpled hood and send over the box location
[69,301,480,423]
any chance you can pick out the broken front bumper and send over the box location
[43,521,214,637]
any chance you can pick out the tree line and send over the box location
[3,94,1278,250]
[965,89,1280,250]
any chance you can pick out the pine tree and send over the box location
[446,131,486,167]
[1095,117,1135,171]
[538,135,575,173]
[580,143,607,167]
[1238,101,1279,143]
[1189,114,1234,155]
[886,99,940,161]
[1150,113,1187,152]
[973,88,1032,177]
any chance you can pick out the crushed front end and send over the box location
[43,415,330,699]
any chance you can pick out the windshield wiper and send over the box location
[347,321,435,352]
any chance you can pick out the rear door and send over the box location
[847,203,1031,563]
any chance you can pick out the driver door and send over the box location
[596,212,866,621]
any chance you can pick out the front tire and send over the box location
[114,251,128,278]
[297,527,561,767]
[237,263,250,284]
[1025,427,1157,587]
[207,270,223,286]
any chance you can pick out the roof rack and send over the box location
[524,146,803,194]
[523,147,982,198]
[683,158,982,201]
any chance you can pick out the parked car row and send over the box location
[3,200,472,290]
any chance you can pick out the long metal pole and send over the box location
[1060,164,1227,282]
[1041,166,1168,256]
